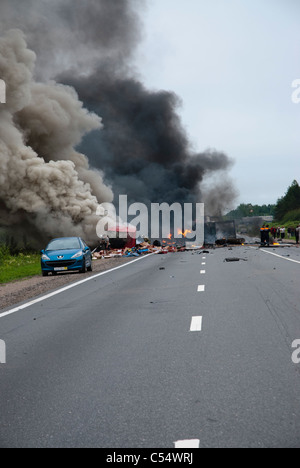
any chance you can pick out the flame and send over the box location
[178,229,192,238]
[168,234,172,240]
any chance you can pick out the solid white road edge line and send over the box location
[175,439,200,449]
[260,249,300,264]
[0,254,156,320]
[190,316,203,332]
[197,285,205,292]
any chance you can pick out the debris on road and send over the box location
[91,234,259,262]
[92,239,189,260]
[216,237,245,246]
[224,258,248,263]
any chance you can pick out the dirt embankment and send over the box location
[0,257,133,311]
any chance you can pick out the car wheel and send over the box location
[80,260,87,274]
[42,271,48,277]
[87,261,93,272]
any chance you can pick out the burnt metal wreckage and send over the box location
[224,257,248,263]
[204,220,245,248]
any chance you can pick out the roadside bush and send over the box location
[0,235,38,257]
[0,244,10,263]
[280,209,300,226]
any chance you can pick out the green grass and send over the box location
[0,252,41,284]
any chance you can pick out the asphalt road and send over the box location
[0,246,300,448]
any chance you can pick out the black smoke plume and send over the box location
[63,70,235,207]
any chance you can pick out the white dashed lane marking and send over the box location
[175,439,200,448]
[197,285,205,292]
[190,316,203,332]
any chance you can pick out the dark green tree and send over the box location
[274,180,300,221]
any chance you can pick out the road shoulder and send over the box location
[0,257,134,311]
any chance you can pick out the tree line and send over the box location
[225,204,275,220]
[274,180,300,224]
[225,180,300,225]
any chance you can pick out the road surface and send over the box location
[0,246,300,448]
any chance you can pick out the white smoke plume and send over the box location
[0,30,113,245]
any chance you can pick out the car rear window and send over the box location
[46,238,81,251]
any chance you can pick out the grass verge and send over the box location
[0,251,41,284]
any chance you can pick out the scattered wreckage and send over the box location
[92,241,186,260]
[91,220,246,260]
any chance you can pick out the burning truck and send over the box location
[184,220,242,250]
[158,220,242,250]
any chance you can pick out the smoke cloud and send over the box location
[0,0,237,246]
[0,30,113,245]
[0,0,143,80]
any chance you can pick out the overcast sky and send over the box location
[137,0,300,206]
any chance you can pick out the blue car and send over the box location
[41,237,93,277]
